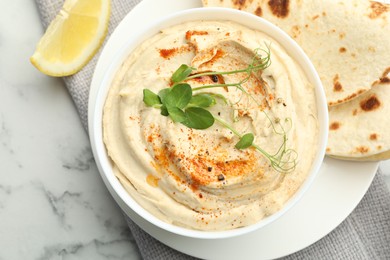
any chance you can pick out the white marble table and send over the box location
[1,0,389,259]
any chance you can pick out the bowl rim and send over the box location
[89,7,329,239]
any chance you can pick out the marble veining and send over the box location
[0,111,23,170]
[60,145,95,172]
[37,235,141,260]
[0,0,389,259]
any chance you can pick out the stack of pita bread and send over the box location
[202,0,390,161]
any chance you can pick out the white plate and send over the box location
[88,0,379,259]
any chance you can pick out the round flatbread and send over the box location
[326,82,390,160]
[202,0,390,107]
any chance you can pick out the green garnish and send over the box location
[181,107,214,129]
[143,45,297,173]
[235,133,255,149]
[143,82,215,129]
[171,64,195,83]
[143,89,161,107]
[189,94,214,107]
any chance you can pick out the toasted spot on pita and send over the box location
[356,146,370,154]
[377,145,383,150]
[312,14,320,20]
[339,47,347,53]
[329,122,341,131]
[333,74,343,92]
[352,109,358,116]
[329,89,368,106]
[370,133,378,140]
[360,95,381,112]
[368,2,389,19]
[380,67,390,83]
[255,6,262,16]
[339,32,346,39]
[291,25,301,38]
[268,0,290,18]
[233,0,247,9]
[371,67,390,85]
[380,77,390,84]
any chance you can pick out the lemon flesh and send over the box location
[31,0,111,77]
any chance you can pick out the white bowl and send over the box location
[90,7,328,240]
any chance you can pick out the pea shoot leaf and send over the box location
[209,93,228,105]
[163,83,192,109]
[189,94,214,108]
[235,133,254,149]
[171,64,194,83]
[167,107,186,122]
[158,88,171,104]
[143,89,161,107]
[160,105,169,116]
[181,107,214,130]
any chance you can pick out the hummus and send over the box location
[103,20,319,231]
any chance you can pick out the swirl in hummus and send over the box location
[103,21,319,231]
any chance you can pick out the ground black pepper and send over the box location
[211,75,218,83]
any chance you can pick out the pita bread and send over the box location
[202,0,390,107]
[326,82,390,160]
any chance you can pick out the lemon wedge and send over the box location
[30,0,111,77]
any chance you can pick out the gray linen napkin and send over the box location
[34,1,390,259]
